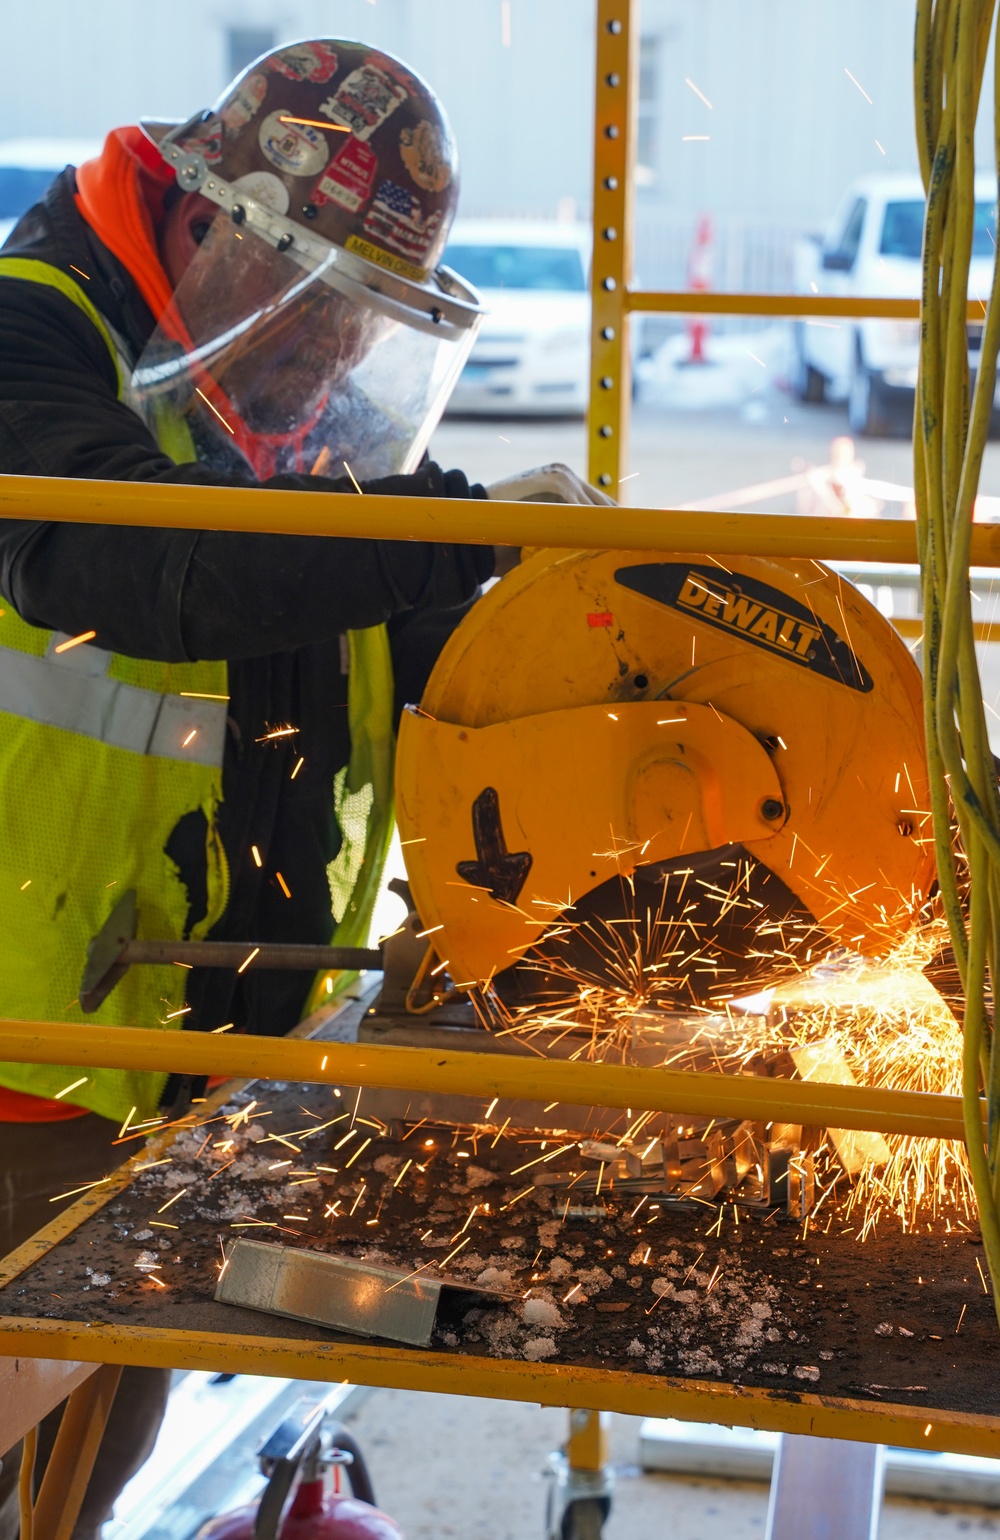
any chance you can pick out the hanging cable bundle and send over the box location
[914,0,1000,1324]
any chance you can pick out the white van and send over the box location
[793,172,997,435]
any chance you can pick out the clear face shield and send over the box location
[131,189,482,482]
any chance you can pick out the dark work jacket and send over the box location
[0,169,493,1044]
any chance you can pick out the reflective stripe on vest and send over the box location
[0,632,226,767]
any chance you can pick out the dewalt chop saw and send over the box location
[396,545,933,1006]
[372,542,936,1210]
[81,529,936,1210]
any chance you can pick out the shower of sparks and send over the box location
[737,920,973,1234]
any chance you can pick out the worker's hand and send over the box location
[485,463,617,507]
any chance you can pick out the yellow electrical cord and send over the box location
[18,1425,36,1540]
[915,0,1000,1326]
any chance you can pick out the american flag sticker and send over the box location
[361,179,442,270]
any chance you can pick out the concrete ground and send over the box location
[432,394,1000,506]
[345,1388,1000,1540]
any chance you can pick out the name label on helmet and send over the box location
[613,563,874,693]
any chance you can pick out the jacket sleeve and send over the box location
[0,279,493,661]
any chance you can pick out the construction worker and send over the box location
[0,37,606,1537]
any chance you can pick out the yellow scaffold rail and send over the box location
[0,1018,974,1141]
[2,474,1000,565]
[626,292,988,320]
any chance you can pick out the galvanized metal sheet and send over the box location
[216,1239,498,1349]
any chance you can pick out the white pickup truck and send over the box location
[793,171,997,435]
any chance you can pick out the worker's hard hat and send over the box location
[134,39,483,480]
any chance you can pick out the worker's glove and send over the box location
[486,464,616,578]
[485,463,617,507]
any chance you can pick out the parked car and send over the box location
[443,219,591,415]
[793,172,998,435]
[0,138,102,245]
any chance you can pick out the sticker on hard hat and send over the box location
[359,179,442,272]
[258,110,329,177]
[232,170,290,214]
[179,120,223,164]
[614,563,874,693]
[399,120,453,192]
[267,42,340,84]
[221,73,267,134]
[320,64,409,142]
[311,136,378,212]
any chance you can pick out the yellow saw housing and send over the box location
[395,549,934,990]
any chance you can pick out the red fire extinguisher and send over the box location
[196,1392,405,1540]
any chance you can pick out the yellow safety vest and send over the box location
[0,257,395,1120]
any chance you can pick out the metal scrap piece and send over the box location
[215,1238,504,1348]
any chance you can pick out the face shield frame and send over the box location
[135,122,484,481]
[157,123,483,343]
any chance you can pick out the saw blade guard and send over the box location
[395,549,934,997]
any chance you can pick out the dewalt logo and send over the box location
[675,574,820,657]
[613,563,873,693]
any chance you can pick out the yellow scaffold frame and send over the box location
[0,0,999,1467]
[585,0,987,490]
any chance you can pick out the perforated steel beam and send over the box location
[587,1,636,492]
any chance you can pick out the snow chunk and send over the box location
[678,1348,723,1377]
[574,1266,611,1294]
[793,1365,820,1383]
[476,1266,514,1291]
[522,1297,566,1331]
[523,1336,558,1361]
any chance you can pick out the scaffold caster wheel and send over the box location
[561,1498,608,1540]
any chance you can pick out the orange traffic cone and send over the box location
[684,212,714,366]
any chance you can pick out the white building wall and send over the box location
[637,0,995,229]
[0,1,993,233]
[0,0,595,219]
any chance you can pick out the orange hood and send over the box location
[74,125,176,321]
